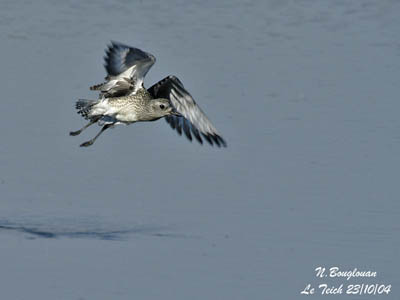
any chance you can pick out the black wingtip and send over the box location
[202,133,227,148]
[191,127,203,144]
[202,133,214,146]
[218,135,227,148]
[211,134,221,147]
[183,121,192,141]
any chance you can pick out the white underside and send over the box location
[89,99,138,124]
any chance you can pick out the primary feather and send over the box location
[71,41,226,147]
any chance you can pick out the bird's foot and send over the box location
[80,140,94,147]
[69,130,81,136]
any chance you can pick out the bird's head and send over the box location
[149,99,181,118]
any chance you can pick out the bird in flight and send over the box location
[70,41,226,147]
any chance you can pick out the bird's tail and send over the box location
[75,99,98,120]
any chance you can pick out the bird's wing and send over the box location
[148,76,226,147]
[91,41,156,98]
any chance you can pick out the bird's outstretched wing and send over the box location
[148,76,226,147]
[91,41,156,98]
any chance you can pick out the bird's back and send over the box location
[107,88,152,107]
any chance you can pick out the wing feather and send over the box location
[148,75,226,147]
[92,41,156,98]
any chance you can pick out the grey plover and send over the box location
[70,41,226,147]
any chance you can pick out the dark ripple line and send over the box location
[0,225,135,240]
[0,224,192,240]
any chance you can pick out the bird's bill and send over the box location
[170,108,181,116]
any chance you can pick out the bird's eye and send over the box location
[159,104,165,109]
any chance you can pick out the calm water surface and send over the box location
[0,0,399,299]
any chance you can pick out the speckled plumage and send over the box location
[107,88,152,112]
[97,88,173,123]
[70,41,226,148]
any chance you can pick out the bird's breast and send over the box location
[115,108,139,122]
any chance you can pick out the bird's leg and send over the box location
[80,123,113,147]
[70,117,100,136]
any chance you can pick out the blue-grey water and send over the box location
[0,0,399,299]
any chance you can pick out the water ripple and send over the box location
[0,219,193,241]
